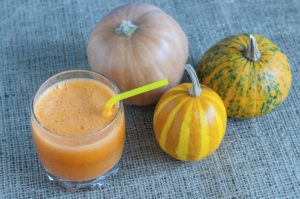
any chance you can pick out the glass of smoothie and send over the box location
[31,70,125,190]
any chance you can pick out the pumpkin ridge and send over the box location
[137,10,168,26]
[199,98,224,154]
[256,61,277,116]
[168,85,191,94]
[270,54,291,71]
[200,57,244,83]
[107,40,125,79]
[208,90,227,116]
[206,58,247,97]
[260,42,280,50]
[131,22,185,84]
[263,51,282,60]
[212,43,244,53]
[179,83,192,89]
[158,98,189,150]
[261,54,289,70]
[131,33,165,82]
[226,37,247,49]
[200,92,225,113]
[154,95,188,140]
[220,40,245,51]
[186,100,202,161]
[136,10,186,49]
[87,33,117,73]
[153,93,186,126]
[239,60,255,117]
[258,60,287,115]
[195,98,210,159]
[204,95,227,122]
[171,86,188,92]
[161,84,189,94]
[222,59,249,107]
[202,53,244,69]
[252,61,259,117]
[159,88,187,99]
[128,4,161,22]
[258,38,276,49]
[201,43,234,58]
[260,48,280,57]
[200,47,242,66]
[200,99,218,154]
[164,98,192,159]
[175,101,194,160]
[126,40,142,92]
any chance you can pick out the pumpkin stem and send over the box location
[115,20,138,37]
[185,64,202,97]
[244,34,261,62]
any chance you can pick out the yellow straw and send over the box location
[103,79,169,116]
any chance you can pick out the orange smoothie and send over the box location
[32,78,125,182]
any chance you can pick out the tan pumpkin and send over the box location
[87,3,188,105]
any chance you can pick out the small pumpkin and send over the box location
[87,3,188,105]
[153,64,227,161]
[198,34,292,118]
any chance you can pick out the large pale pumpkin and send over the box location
[87,3,188,105]
[198,34,292,118]
[153,64,227,161]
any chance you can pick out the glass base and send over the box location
[45,163,120,191]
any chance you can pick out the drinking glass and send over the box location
[31,70,125,190]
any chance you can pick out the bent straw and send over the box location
[103,79,169,116]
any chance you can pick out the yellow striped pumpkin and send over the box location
[153,64,227,161]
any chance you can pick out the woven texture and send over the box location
[1,0,300,198]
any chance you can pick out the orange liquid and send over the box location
[32,78,125,182]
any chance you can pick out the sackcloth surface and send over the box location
[0,0,299,198]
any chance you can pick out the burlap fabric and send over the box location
[0,0,299,198]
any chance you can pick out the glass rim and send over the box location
[31,69,122,139]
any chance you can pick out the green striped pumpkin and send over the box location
[198,34,292,118]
